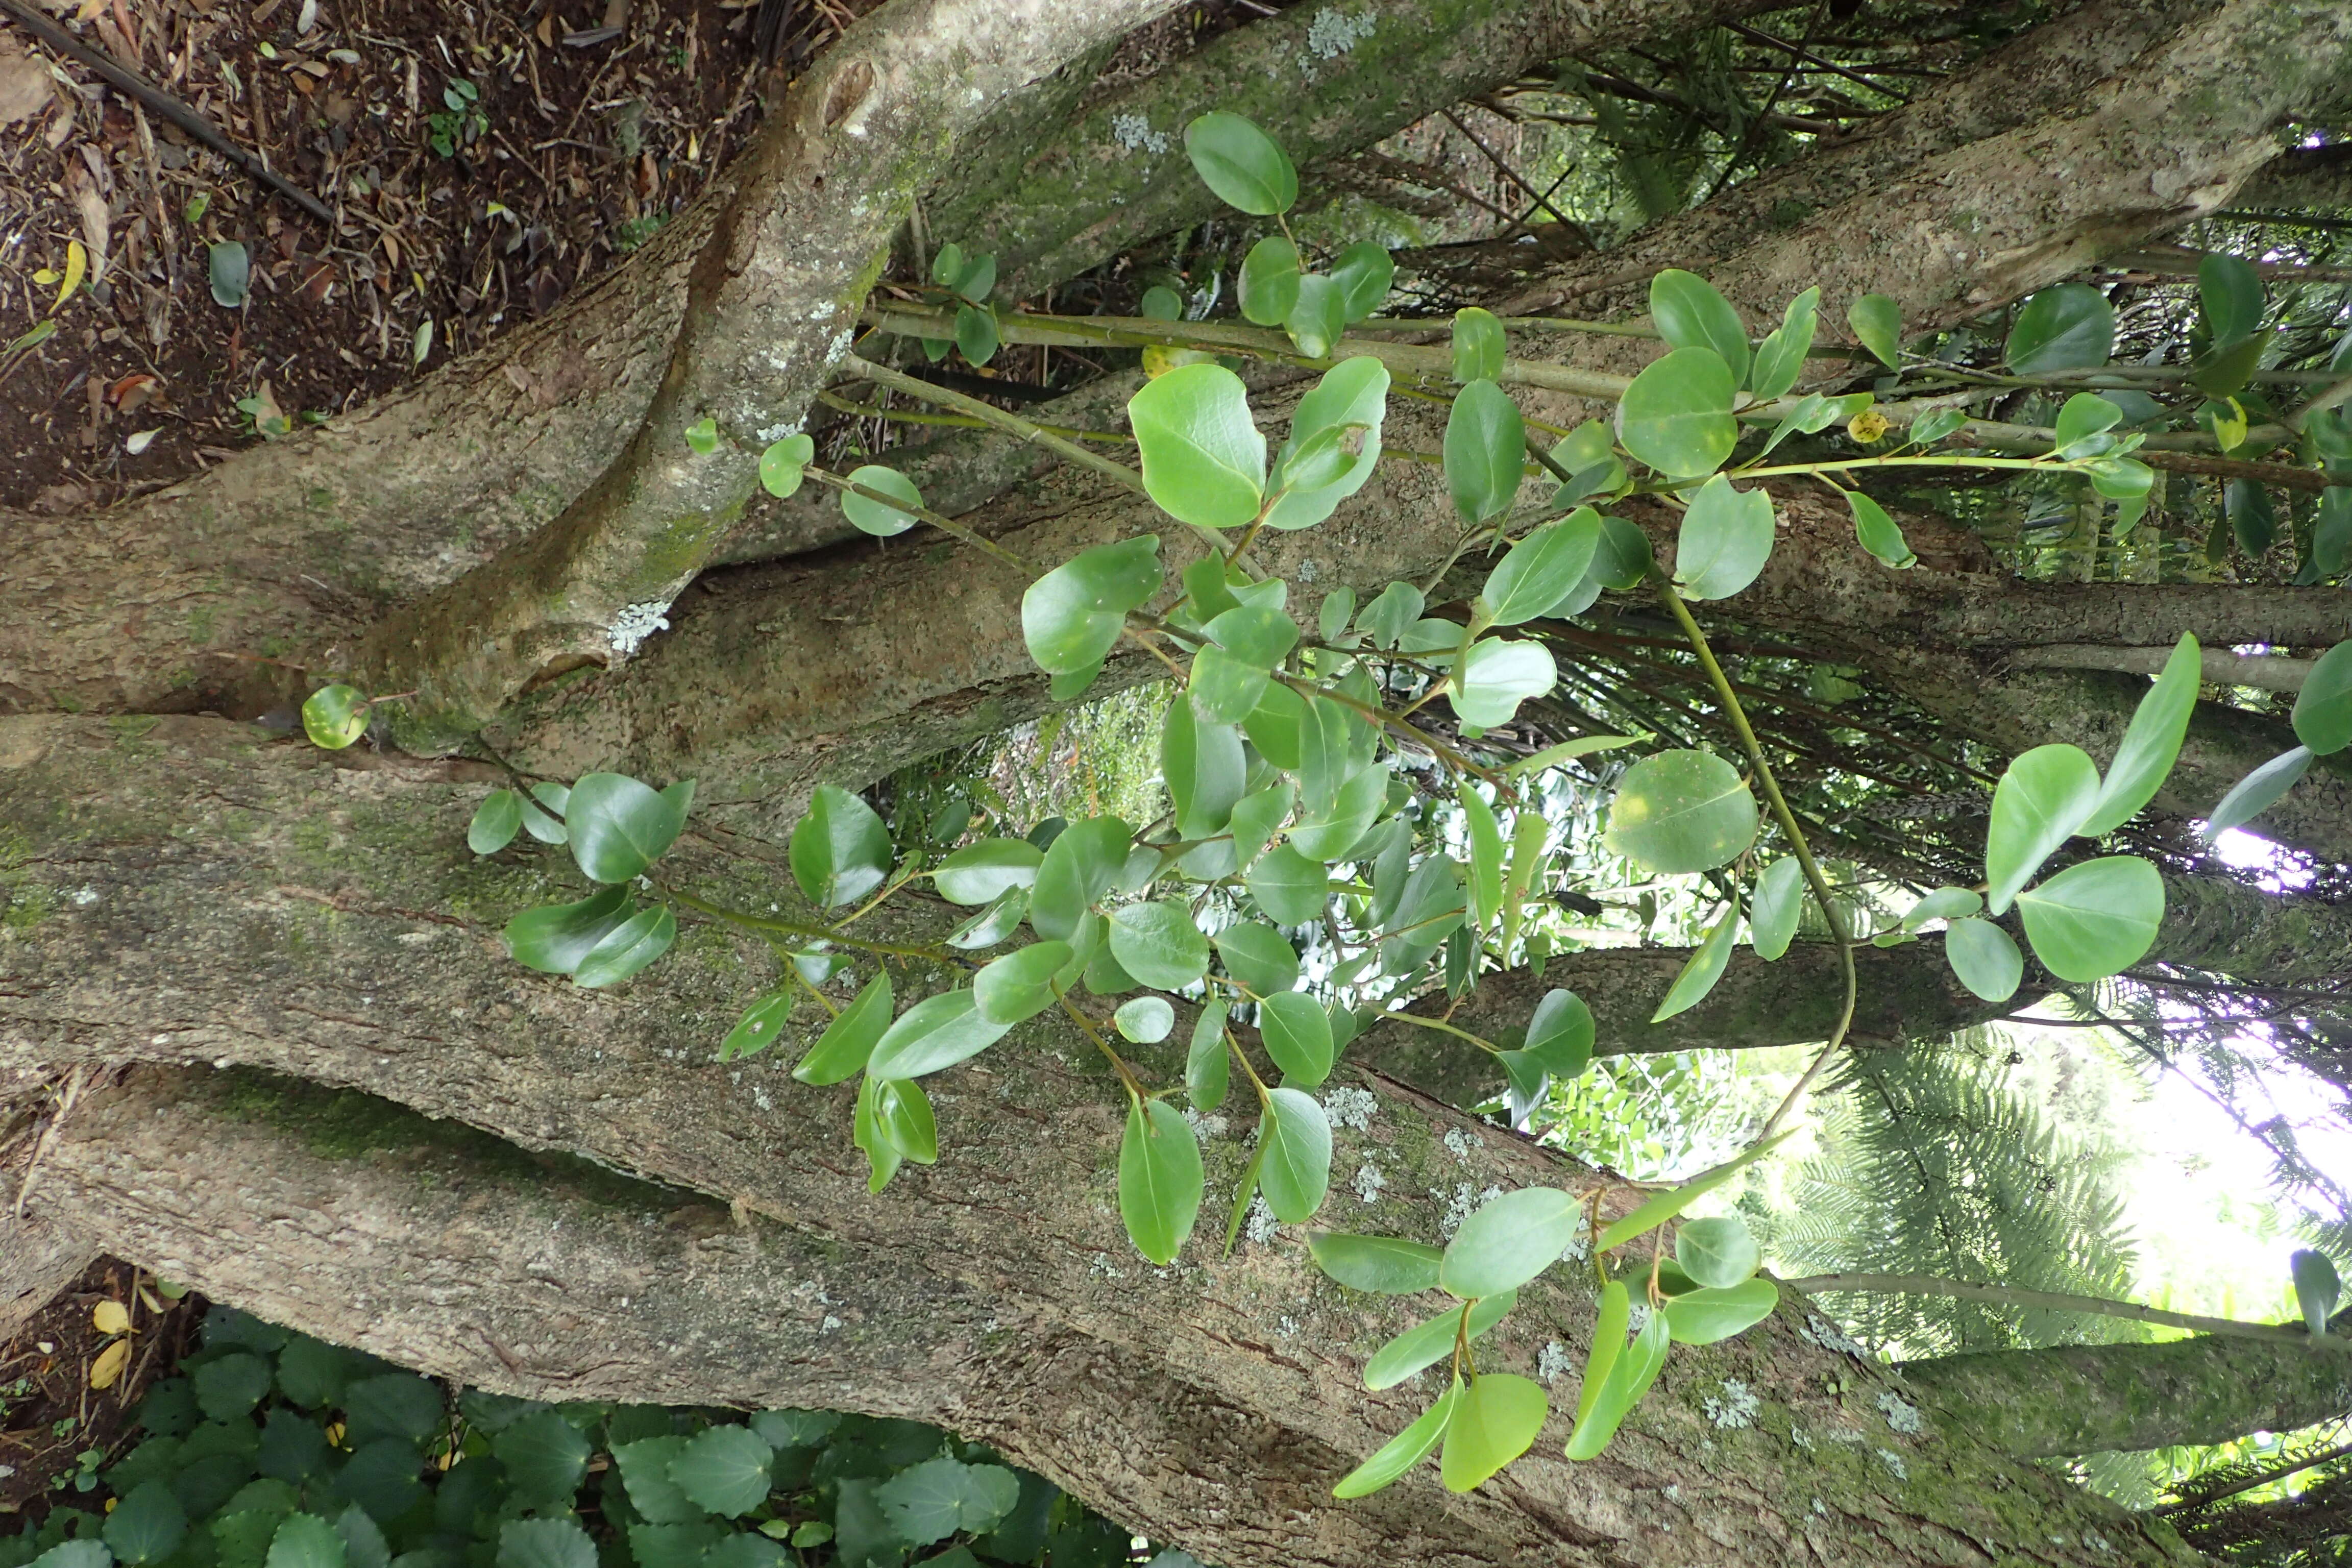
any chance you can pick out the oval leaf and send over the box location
[1984,744,2099,914]
[1942,917,2023,1003]
[1108,900,1211,990]
[1439,1186,1579,1300]
[1183,111,1297,215]
[1748,856,1804,960]
[1119,1097,1205,1265]
[2014,855,2164,983]
[1674,474,1776,600]
[1603,750,1758,874]
[1309,1233,1444,1295]
[1617,347,1737,478]
[1649,902,1739,1022]
[865,990,1012,1079]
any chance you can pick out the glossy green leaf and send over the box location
[851,1075,903,1193]
[2203,745,2315,836]
[1458,783,1505,929]
[568,773,694,884]
[1024,534,1165,677]
[1119,1097,1205,1265]
[2005,283,2115,374]
[1748,856,1804,960]
[1663,1279,1779,1345]
[503,885,638,976]
[1649,270,1749,385]
[1188,997,1232,1111]
[1674,474,1775,600]
[1183,111,1297,215]
[1285,274,1346,359]
[1030,815,1131,940]
[2052,393,2124,459]
[1140,285,1183,322]
[2291,638,2352,756]
[1576,1280,1630,1424]
[873,1078,938,1164]
[2293,1248,2341,1339]
[2077,632,2201,835]
[1942,917,2023,1003]
[301,684,369,750]
[1650,902,1738,1022]
[1309,1233,1443,1295]
[1444,379,1526,525]
[1984,743,2099,914]
[498,1521,594,1568]
[2200,252,2266,348]
[1247,844,1330,925]
[1451,638,1556,727]
[1847,491,1915,570]
[1357,580,1426,649]
[1108,900,1211,989]
[1164,700,1246,837]
[1265,358,1390,529]
[865,990,1011,1079]
[1484,509,1601,625]
[1331,1382,1457,1499]
[1674,1214,1760,1288]
[1330,241,1394,322]
[1225,779,1293,872]
[1114,994,1175,1043]
[1902,886,1983,932]
[1451,307,1506,383]
[2015,854,2165,982]
[954,305,999,368]
[572,904,675,988]
[1847,293,1902,370]
[1439,1186,1579,1299]
[790,784,890,908]
[1130,363,1264,529]
[973,942,1074,1025]
[839,464,922,536]
[667,1426,774,1517]
[1748,287,1819,400]
[1258,1087,1331,1222]
[1597,1131,1794,1251]
[468,791,523,854]
[1215,920,1300,996]
[947,887,1028,949]
[1189,644,1268,727]
[1616,347,1737,478]
[1603,750,1758,874]
[2230,477,2278,557]
[1522,989,1593,1077]
[1563,1309,1669,1460]
[106,1482,187,1566]
[1258,991,1333,1086]
[1289,762,1388,862]
[1440,1373,1547,1493]
[934,839,1045,904]
[757,433,814,498]
[1363,1293,1517,1390]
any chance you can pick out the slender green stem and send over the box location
[669,887,965,967]
[791,963,842,1019]
[802,467,1036,573]
[1376,1009,1502,1056]
[1224,1028,1272,1104]
[1784,1272,2352,1354]
[1057,990,1147,1099]
[843,353,1150,498]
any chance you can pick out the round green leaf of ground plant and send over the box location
[301,684,368,749]
[1617,347,1737,478]
[1130,363,1265,530]
[1942,917,2023,1002]
[1114,994,1176,1043]
[2015,854,2165,983]
[193,1353,275,1422]
[933,839,1045,905]
[1439,1186,1580,1299]
[492,1412,592,1507]
[877,1459,1019,1548]
[1331,241,1394,321]
[1452,306,1506,383]
[2079,632,2202,834]
[1444,378,1525,525]
[106,1481,188,1566]
[1363,1292,1518,1390]
[1484,509,1601,625]
[503,886,636,976]
[1259,1087,1332,1222]
[1022,533,1165,674]
[1215,920,1300,996]
[267,1515,346,1568]
[1650,270,1750,385]
[839,464,922,536]
[572,905,675,989]
[1109,900,1211,990]
[1748,856,1804,960]
[1674,474,1776,600]
[973,942,1074,1026]
[1238,235,1302,327]
[1847,292,1902,369]
[1451,638,1556,727]
[1749,287,1819,401]
[1285,273,1346,359]
[2204,745,2315,837]
[668,1425,774,1517]
[1523,989,1594,1077]
[758,434,814,499]
[567,772,694,884]
[1674,1214,1761,1289]
[1984,743,2099,914]
[1030,815,1133,940]
[1603,750,1758,874]
[2005,283,2115,375]
[1119,1097,1205,1265]
[1331,1380,1458,1499]
[1258,990,1333,1086]
[1662,1279,1779,1345]
[329,1507,386,1568]
[468,790,523,855]
[1650,903,1739,1022]
[1247,844,1330,925]
[1439,1373,1547,1494]
[955,304,999,367]
[790,783,890,908]
[1309,1233,1444,1295]
[1263,358,1390,530]
[498,1520,596,1568]
[683,418,720,456]
[793,970,892,1084]
[865,989,1011,1079]
[344,1373,442,1447]
[2291,638,2352,756]
[1183,110,1297,214]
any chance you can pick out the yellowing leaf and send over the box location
[90,1336,132,1390]
[92,1300,131,1336]
[54,239,86,312]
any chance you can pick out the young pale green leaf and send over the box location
[1285,274,1346,359]
[1330,241,1395,322]
[2077,632,2201,835]
[1444,379,1526,525]
[1748,287,1819,400]
[2015,854,2165,983]
[1188,997,1232,1111]
[1674,475,1776,600]
[1522,989,1594,1078]
[2202,745,2315,837]
[1846,491,1915,569]
[301,684,369,749]
[1506,733,1647,776]
[840,464,922,536]
[1459,783,1505,928]
[1984,743,2100,914]
[1942,917,2024,1003]
[1674,1215,1761,1289]
[1318,586,1358,642]
[1130,364,1265,529]
[1028,815,1132,940]
[1331,1381,1458,1499]
[1246,844,1330,925]
[866,990,1012,1080]
[1649,270,1749,385]
[1258,991,1333,1086]
[1183,111,1297,215]
[572,905,675,988]
[2291,638,2352,756]
[758,433,814,498]
[869,1076,937,1163]
[1215,920,1300,996]
[1596,1131,1795,1251]
[2292,1248,2341,1339]
[1114,995,1176,1043]
[1238,236,1303,326]
[2200,252,2266,349]
[684,418,721,455]
[1451,639,1556,727]
[1616,347,1737,478]
[2005,283,2115,375]
[1258,1087,1332,1222]
[973,942,1074,1025]
[1576,1280,1630,1426]
[1439,1373,1547,1493]
[1847,293,1902,369]
[789,784,889,909]
[1603,750,1758,874]
[2052,393,2124,459]
[1650,902,1739,1022]
[1662,1279,1779,1345]
[1205,604,1300,669]
[469,790,524,855]
[1439,1186,1580,1299]
[503,886,638,976]
[521,783,569,844]
[1451,307,1506,383]
[1484,509,1601,625]
[1120,1097,1205,1265]
[1363,1292,1517,1390]
[1108,900,1211,990]
[934,839,1045,905]
[852,1075,904,1193]
[1021,534,1164,675]
[1901,886,1983,932]
[1140,284,1184,322]
[569,773,694,884]
[1309,1233,1444,1295]
[1265,358,1390,529]
[1748,856,1804,960]
[1564,1309,1669,1461]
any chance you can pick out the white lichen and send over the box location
[1800,1313,1868,1357]
[755,419,804,443]
[1705,1380,1760,1430]
[1110,112,1172,155]
[1435,1181,1502,1238]
[1185,1109,1230,1143]
[1277,1315,1300,1337]
[1443,1127,1477,1166]
[1324,1085,1377,1131]
[1536,1341,1573,1385]
[1875,1448,1908,1480]
[1303,8,1374,61]
[1352,1161,1386,1204]
[1559,1212,1591,1263]
[69,887,98,906]
[1245,1193,1280,1245]
[1877,1391,1924,1435]
[607,600,673,656]
[1627,1302,1652,1337]
[820,1314,842,1332]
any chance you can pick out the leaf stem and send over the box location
[802,465,1037,573]
[1056,990,1147,1099]
[668,887,966,967]
[1376,1009,1503,1056]
[842,354,1150,498]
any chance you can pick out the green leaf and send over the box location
[758,434,814,498]
[503,886,636,976]
[1451,639,1556,727]
[1030,815,1132,939]
[1603,750,1758,874]
[1596,1131,1794,1251]
[2005,283,2115,374]
[1238,236,1302,327]
[498,1521,595,1568]
[954,304,999,368]
[1575,1280,1629,1425]
[1214,921,1300,995]
[2199,252,2266,348]
[469,791,524,854]
[1258,1087,1331,1222]
[1847,293,1902,370]
[1109,900,1211,989]
[1451,308,1506,384]
[794,970,893,1083]
[572,905,675,988]
[1506,733,1647,776]
[2293,1249,2341,1339]
[1444,379,1526,525]
[2071,631,2199,838]
[211,240,252,307]
[1285,274,1346,359]
[301,685,369,749]
[790,784,890,908]
[1902,886,1983,932]
[667,1426,774,1517]
[1114,994,1175,1043]
[344,1372,440,1447]
[2052,393,2124,459]
[2292,638,2352,756]
[934,839,1044,905]
[1363,1292,1517,1390]
[1131,362,1266,531]
[1457,783,1505,930]
[1662,1279,1779,1345]
[1439,1186,1580,1298]
[2203,746,2315,836]
[568,772,694,884]
[1748,287,1819,400]
[1246,844,1329,925]
[1618,347,1737,478]
[1439,1373,1547,1493]
[1748,857,1804,960]
[973,941,1074,1025]
[2015,855,2165,983]
[1258,991,1333,1086]
[1563,1309,1669,1460]
[1674,1215,1760,1288]
[1204,605,1299,670]
[1140,285,1183,322]
[1484,509,1601,626]
[1846,491,1915,569]
[1309,1233,1443,1294]
[1022,534,1164,675]
[1942,917,2023,1002]
[106,1482,187,1566]
[1910,407,1968,446]
[1522,989,1592,1077]
[489,1410,590,1507]
[1649,902,1738,1022]
[840,464,923,537]
[1984,743,2099,914]
[1331,1381,1458,1498]
[1330,241,1394,322]
[2229,478,2277,557]
[1264,358,1389,529]
[1224,780,1292,873]
[1674,475,1775,599]
[1187,996,1232,1111]
[1357,580,1426,650]
[266,1516,345,1568]
[684,418,720,455]
[1183,111,1297,215]
[949,251,996,304]
[866,990,1011,1079]
[877,1458,1019,1546]
[1649,270,1749,385]
[869,1075,938,1164]
[1119,1097,1205,1265]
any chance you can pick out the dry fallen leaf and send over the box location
[126,428,163,454]
[72,184,111,285]
[92,1299,131,1336]
[0,47,52,128]
[90,1336,132,1390]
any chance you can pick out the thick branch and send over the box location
[2007,645,2321,692]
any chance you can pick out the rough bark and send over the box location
[2235,144,2352,213]
[1900,1337,2352,1459]
[0,1212,96,1338]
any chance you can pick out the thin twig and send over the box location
[1783,1272,2352,1353]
